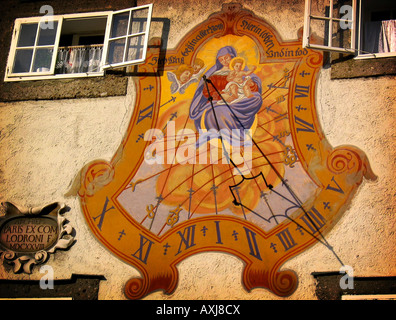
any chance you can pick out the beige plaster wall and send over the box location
[0,0,394,300]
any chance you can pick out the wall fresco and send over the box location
[74,3,376,299]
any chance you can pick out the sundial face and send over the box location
[75,4,375,299]
[117,34,318,237]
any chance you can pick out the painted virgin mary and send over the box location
[189,46,262,142]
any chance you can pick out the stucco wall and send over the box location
[0,0,394,300]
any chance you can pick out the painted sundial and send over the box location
[72,3,375,299]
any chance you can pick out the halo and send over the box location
[229,57,246,70]
[196,34,259,71]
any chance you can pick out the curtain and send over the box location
[364,20,396,54]
[56,46,103,74]
[379,20,396,53]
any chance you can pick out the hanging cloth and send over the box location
[379,20,396,53]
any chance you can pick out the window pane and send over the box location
[332,0,353,20]
[111,12,129,38]
[37,21,58,46]
[32,48,53,72]
[318,0,331,18]
[129,8,148,35]
[310,18,330,46]
[332,20,352,49]
[12,49,33,73]
[17,23,38,47]
[127,35,145,61]
[107,38,125,64]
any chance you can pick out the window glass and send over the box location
[129,7,149,34]
[37,21,58,46]
[108,38,126,64]
[111,12,129,38]
[32,48,53,72]
[17,23,38,47]
[127,35,145,61]
[12,49,33,73]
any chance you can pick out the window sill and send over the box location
[312,272,396,300]
[354,52,396,60]
[330,54,396,79]
[4,72,104,82]
[0,72,128,102]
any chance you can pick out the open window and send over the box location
[103,5,153,69]
[303,0,357,53]
[4,4,153,81]
[55,13,107,75]
[357,0,396,58]
[303,0,396,58]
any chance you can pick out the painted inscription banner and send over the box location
[72,3,375,299]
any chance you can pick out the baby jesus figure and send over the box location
[221,57,258,104]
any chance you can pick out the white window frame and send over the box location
[6,16,63,78]
[4,4,153,82]
[102,4,153,69]
[303,0,357,53]
[303,0,396,59]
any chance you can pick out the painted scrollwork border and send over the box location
[0,201,75,274]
